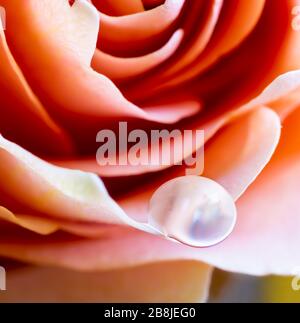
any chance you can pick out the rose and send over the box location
[0,0,300,302]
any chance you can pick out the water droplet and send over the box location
[148,176,237,247]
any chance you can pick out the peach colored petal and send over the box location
[0,107,281,274]
[203,107,281,201]
[270,88,300,119]
[0,207,58,235]
[161,0,266,85]
[0,17,74,155]
[246,71,300,108]
[52,92,283,179]
[98,0,184,56]
[0,134,127,225]
[127,0,299,107]
[0,135,166,237]
[51,112,225,177]
[0,0,297,281]
[53,79,286,179]
[273,0,300,72]
[92,30,183,80]
[0,261,212,303]
[0,201,132,238]
[119,107,281,222]
[1,0,198,126]
[159,0,224,79]
[0,205,131,238]
[188,105,300,276]
[55,221,127,238]
[243,70,300,118]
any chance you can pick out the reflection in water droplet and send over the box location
[148,176,237,247]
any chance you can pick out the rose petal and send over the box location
[0,16,74,155]
[203,107,281,200]
[0,204,128,238]
[50,112,225,177]
[119,106,281,222]
[54,69,295,177]
[1,0,199,130]
[195,104,300,276]
[161,0,266,83]
[244,70,300,118]
[0,206,58,235]
[98,0,185,56]
[0,134,127,224]
[0,135,168,237]
[0,107,281,274]
[0,261,212,303]
[128,0,300,108]
[92,30,184,80]
[158,0,224,78]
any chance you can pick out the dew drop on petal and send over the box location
[148,176,237,247]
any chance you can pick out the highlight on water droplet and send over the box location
[148,176,237,247]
